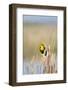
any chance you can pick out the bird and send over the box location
[39,43,52,73]
[39,43,48,57]
[39,43,56,73]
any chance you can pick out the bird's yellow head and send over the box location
[39,43,45,54]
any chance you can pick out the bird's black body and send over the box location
[40,49,44,54]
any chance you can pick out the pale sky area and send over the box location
[23,15,57,25]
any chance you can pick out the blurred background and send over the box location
[23,15,57,74]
